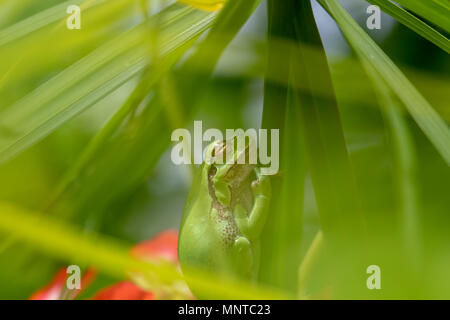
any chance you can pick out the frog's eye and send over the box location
[208,142,227,165]
[205,141,224,165]
[178,0,226,12]
[211,142,226,158]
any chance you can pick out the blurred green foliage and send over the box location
[0,0,448,299]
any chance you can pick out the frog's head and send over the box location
[204,133,256,206]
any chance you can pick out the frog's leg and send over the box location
[233,204,249,235]
[233,168,271,241]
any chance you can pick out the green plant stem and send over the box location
[318,0,450,166]
[292,0,366,243]
[367,0,450,53]
[298,231,324,296]
[259,0,305,293]
[291,0,370,298]
[367,64,422,274]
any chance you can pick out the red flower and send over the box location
[131,230,178,263]
[92,281,155,300]
[29,268,97,300]
[29,268,67,300]
[29,230,179,300]
[92,230,179,300]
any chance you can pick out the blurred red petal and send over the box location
[131,230,178,263]
[30,230,178,300]
[29,268,67,300]
[66,268,98,300]
[81,268,98,288]
[92,281,155,300]
[29,267,97,300]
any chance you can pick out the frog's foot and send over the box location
[231,236,253,278]
[246,169,271,241]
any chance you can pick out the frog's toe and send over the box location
[251,173,271,197]
[234,237,251,253]
[232,237,253,276]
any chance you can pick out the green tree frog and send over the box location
[178,135,271,290]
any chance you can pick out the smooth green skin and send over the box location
[178,138,271,285]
